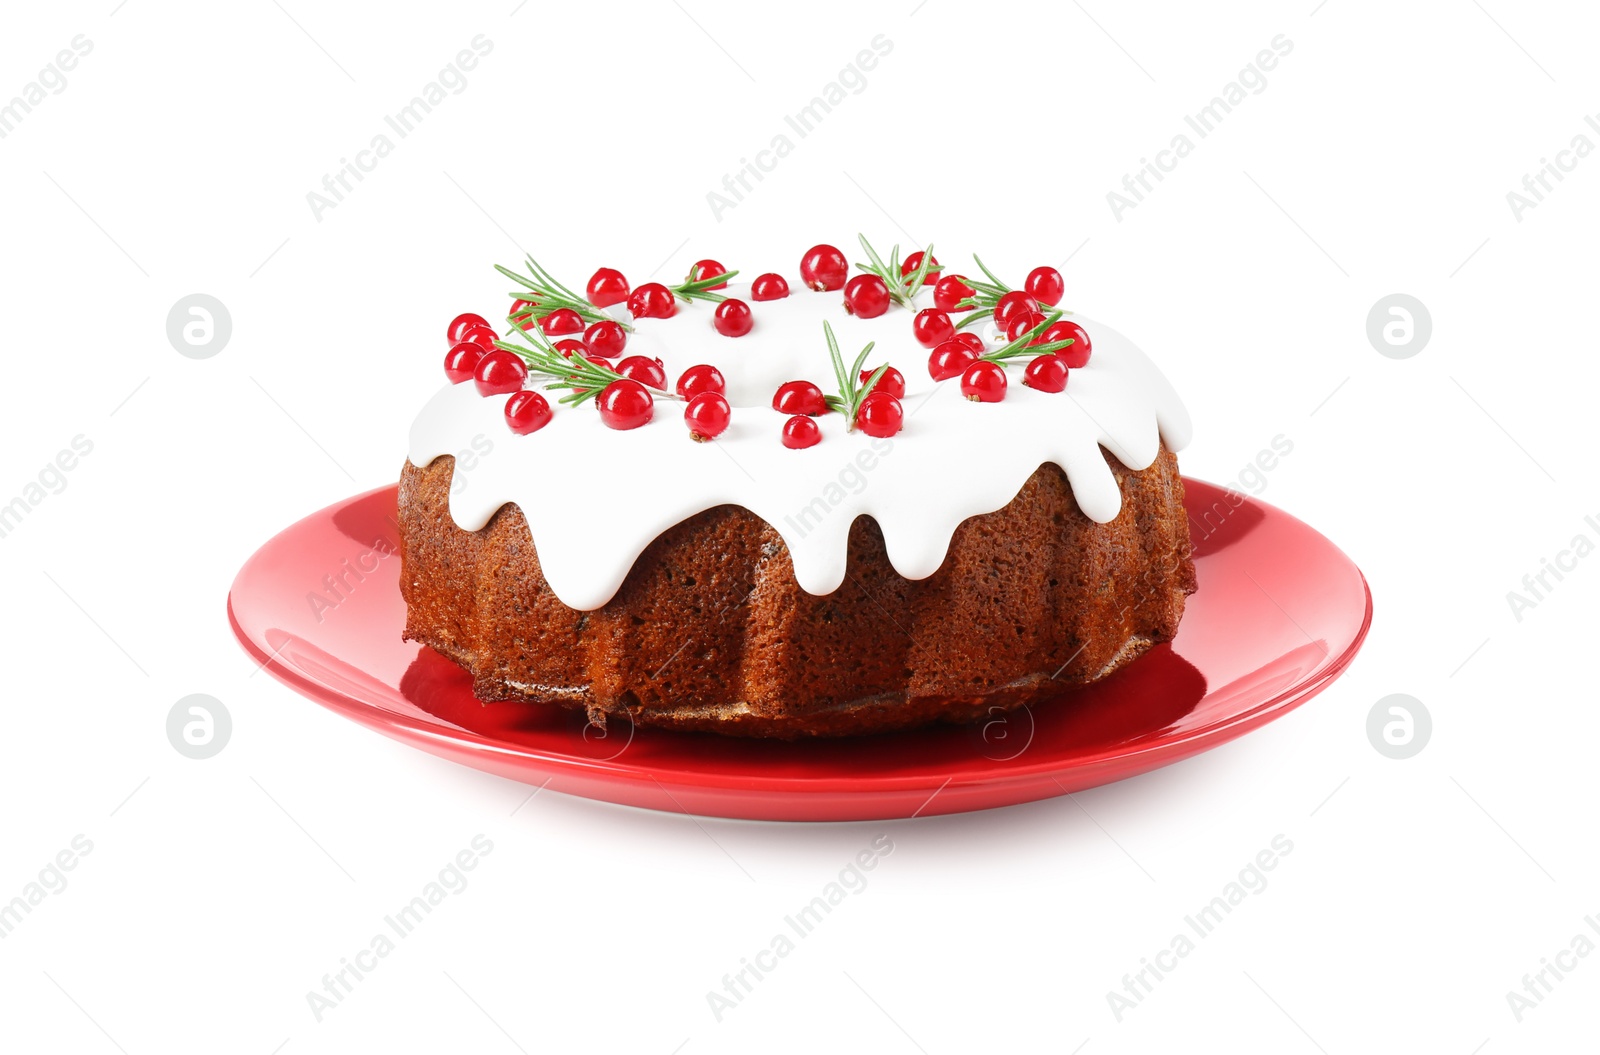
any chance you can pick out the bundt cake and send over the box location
[400,240,1196,738]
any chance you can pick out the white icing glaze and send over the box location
[409,277,1191,610]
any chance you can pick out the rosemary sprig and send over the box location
[818,321,890,431]
[671,267,740,304]
[951,253,1014,331]
[496,256,632,333]
[855,234,937,310]
[978,310,1075,363]
[493,320,677,407]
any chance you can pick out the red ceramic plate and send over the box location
[228,480,1371,821]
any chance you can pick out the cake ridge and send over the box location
[399,447,1196,737]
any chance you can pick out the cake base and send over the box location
[399,448,1196,738]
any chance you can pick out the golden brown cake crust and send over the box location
[398,448,1196,738]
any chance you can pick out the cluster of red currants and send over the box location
[768,365,908,449]
[440,243,1096,447]
[925,263,1091,403]
[759,244,909,448]
[592,259,788,338]
[441,312,553,434]
[441,306,733,440]
[931,311,1092,405]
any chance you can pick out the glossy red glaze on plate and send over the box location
[228,480,1371,821]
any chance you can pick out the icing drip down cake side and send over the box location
[399,242,1198,738]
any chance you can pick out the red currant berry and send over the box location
[751,273,790,301]
[474,349,529,397]
[856,392,904,437]
[1025,266,1065,307]
[859,365,906,399]
[448,312,490,344]
[459,323,499,352]
[1043,320,1092,368]
[714,297,754,337]
[993,290,1040,333]
[587,267,630,308]
[1022,354,1069,393]
[799,244,848,291]
[782,415,822,449]
[583,319,628,358]
[912,308,956,348]
[934,275,977,312]
[684,392,731,441]
[844,274,891,318]
[927,340,978,381]
[504,390,552,434]
[1005,310,1048,343]
[688,259,729,290]
[960,361,1007,402]
[510,299,539,331]
[554,338,588,358]
[444,342,485,384]
[615,355,667,389]
[675,364,726,400]
[597,379,654,430]
[773,380,828,416]
[540,308,585,336]
[627,282,676,319]
[954,332,985,354]
[900,251,942,287]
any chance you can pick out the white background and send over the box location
[1,0,1596,1051]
